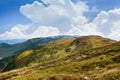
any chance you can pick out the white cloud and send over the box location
[0,1,120,40]
[0,24,29,40]
[67,8,120,40]
[28,26,60,38]
[108,26,120,40]
[72,16,88,25]
[41,0,65,5]
[20,0,89,31]
[0,25,59,40]
[93,8,120,40]
[67,23,103,36]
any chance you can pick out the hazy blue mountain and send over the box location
[0,39,27,44]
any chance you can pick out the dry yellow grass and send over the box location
[16,50,33,60]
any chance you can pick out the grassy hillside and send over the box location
[71,36,116,53]
[0,36,116,72]
[0,36,119,80]
[0,35,74,58]
[1,38,74,72]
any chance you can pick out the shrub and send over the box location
[65,48,71,52]
[49,75,59,80]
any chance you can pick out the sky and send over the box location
[0,0,120,40]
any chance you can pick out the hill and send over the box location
[0,35,75,58]
[0,35,119,80]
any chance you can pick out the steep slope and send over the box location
[0,40,119,80]
[0,35,75,58]
[0,36,117,72]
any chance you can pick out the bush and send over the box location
[49,75,59,80]
[112,55,120,63]
[65,48,71,52]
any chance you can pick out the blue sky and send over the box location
[0,0,39,33]
[0,0,120,40]
[0,0,119,33]
[83,0,120,21]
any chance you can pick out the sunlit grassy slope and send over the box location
[0,36,119,80]
[0,35,74,58]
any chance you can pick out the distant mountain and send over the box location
[0,35,76,58]
[0,39,27,44]
[0,43,11,48]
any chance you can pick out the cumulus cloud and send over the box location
[67,8,120,40]
[67,23,103,36]
[28,26,60,38]
[0,0,120,40]
[0,24,28,40]
[0,0,89,40]
[0,25,59,40]
[20,0,89,31]
[93,8,120,40]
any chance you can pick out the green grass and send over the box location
[0,44,120,80]
[0,36,119,80]
[5,54,120,80]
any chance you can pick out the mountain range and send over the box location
[0,39,27,45]
[0,35,119,80]
[0,35,76,59]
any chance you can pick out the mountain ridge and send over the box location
[0,35,119,80]
[0,35,117,72]
[0,35,77,58]
[0,39,27,45]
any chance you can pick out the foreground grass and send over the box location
[0,51,120,80]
